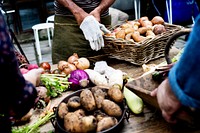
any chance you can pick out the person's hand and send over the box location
[90,8,101,22]
[151,78,182,123]
[23,68,44,86]
[75,11,90,25]
[80,15,110,51]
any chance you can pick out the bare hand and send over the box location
[151,78,182,123]
[23,68,44,86]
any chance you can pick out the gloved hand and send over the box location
[80,15,110,51]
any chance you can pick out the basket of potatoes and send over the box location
[103,16,183,65]
[52,86,128,133]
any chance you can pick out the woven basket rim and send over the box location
[104,23,184,47]
[102,22,184,66]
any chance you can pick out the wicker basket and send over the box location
[103,23,183,66]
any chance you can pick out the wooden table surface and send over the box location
[24,47,200,133]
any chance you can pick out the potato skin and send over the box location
[97,116,118,132]
[138,16,149,24]
[80,89,96,111]
[74,109,85,118]
[138,27,148,35]
[125,33,133,41]
[102,99,122,117]
[91,86,107,109]
[94,110,108,122]
[108,86,124,103]
[131,31,146,42]
[64,112,97,133]
[153,24,166,35]
[81,115,97,133]
[115,29,125,39]
[151,16,164,25]
[67,96,81,109]
[58,102,68,119]
[64,112,82,133]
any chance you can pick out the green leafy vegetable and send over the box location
[40,74,71,97]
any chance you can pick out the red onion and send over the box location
[68,69,89,90]
[40,62,51,70]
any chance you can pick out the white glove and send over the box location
[80,15,110,51]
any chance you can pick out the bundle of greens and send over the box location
[40,74,71,98]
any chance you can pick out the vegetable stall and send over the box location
[12,16,200,133]
[13,51,199,133]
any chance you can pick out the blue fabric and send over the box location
[168,14,200,109]
[164,0,199,24]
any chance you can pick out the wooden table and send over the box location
[23,47,200,133]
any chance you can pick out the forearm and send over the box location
[168,14,200,109]
[56,0,88,24]
[95,0,116,14]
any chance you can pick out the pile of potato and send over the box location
[58,85,124,133]
[105,16,166,42]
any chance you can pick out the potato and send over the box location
[146,30,155,38]
[131,31,146,42]
[124,27,135,34]
[127,21,140,30]
[64,112,82,133]
[108,86,124,103]
[138,27,148,35]
[80,115,97,132]
[64,112,97,133]
[80,89,96,111]
[94,110,108,121]
[115,29,125,39]
[74,109,85,118]
[58,102,68,119]
[97,116,118,132]
[151,16,164,25]
[125,33,134,41]
[141,20,153,27]
[120,23,132,29]
[153,24,166,35]
[67,96,81,109]
[138,16,149,24]
[91,86,107,108]
[102,99,122,117]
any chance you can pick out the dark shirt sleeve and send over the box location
[0,11,37,118]
[168,14,200,109]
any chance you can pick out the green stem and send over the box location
[27,112,54,133]
[41,73,67,77]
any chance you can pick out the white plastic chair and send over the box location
[46,15,55,23]
[32,23,54,62]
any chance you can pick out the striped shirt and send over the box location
[54,0,109,17]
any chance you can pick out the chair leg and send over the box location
[33,29,42,62]
[51,27,54,37]
[47,28,51,47]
